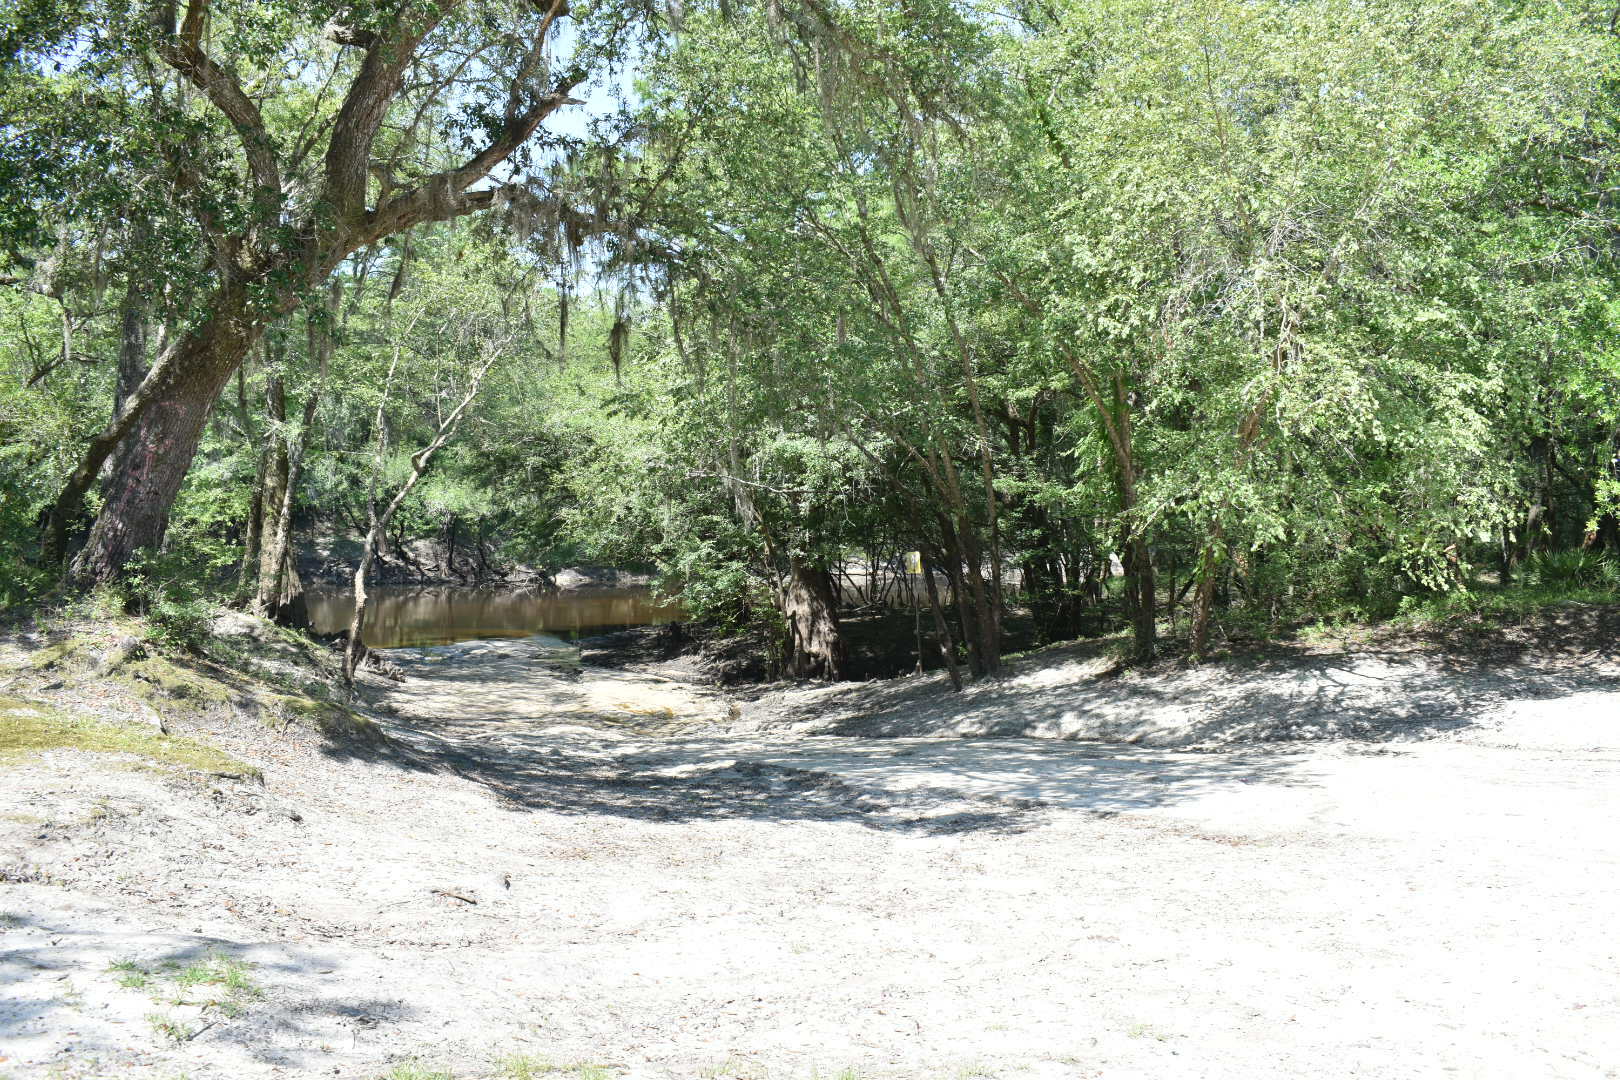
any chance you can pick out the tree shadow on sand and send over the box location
[766,640,1619,748]
[348,625,1617,837]
[382,719,1306,837]
[0,915,420,1066]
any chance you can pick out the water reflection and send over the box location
[305,586,684,649]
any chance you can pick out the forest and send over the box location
[8,5,1620,1078]
[4,0,1620,678]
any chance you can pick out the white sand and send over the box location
[3,633,1618,1079]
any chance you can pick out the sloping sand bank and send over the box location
[3,627,1618,1079]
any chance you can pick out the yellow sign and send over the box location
[904,551,923,575]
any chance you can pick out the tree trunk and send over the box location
[1520,434,1551,564]
[254,404,313,626]
[1112,373,1155,666]
[444,515,459,581]
[1120,533,1156,664]
[69,301,258,585]
[236,444,268,603]
[114,285,148,414]
[782,558,846,681]
[255,291,337,623]
[919,548,964,691]
[475,520,492,582]
[933,514,1002,678]
[84,284,154,559]
[233,356,264,604]
[1190,540,1219,661]
[253,377,320,624]
[344,344,500,686]
[959,528,1002,675]
[254,374,292,604]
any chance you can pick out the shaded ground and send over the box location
[735,606,1620,748]
[2,617,1619,1079]
[580,607,1054,685]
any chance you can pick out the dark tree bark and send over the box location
[1121,532,1156,664]
[444,515,460,581]
[1190,540,1219,661]
[1115,381,1156,665]
[254,375,319,625]
[114,284,149,414]
[253,285,335,625]
[254,372,291,597]
[237,444,267,602]
[919,548,963,691]
[232,353,264,603]
[68,293,257,584]
[782,559,846,681]
[933,513,1000,678]
[1521,434,1553,563]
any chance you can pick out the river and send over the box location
[304,585,684,649]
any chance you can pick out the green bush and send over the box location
[120,552,217,652]
[1522,549,1617,589]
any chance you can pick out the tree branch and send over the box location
[155,0,282,205]
[323,1,458,226]
[325,22,377,47]
[359,75,584,239]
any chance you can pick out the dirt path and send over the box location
[4,632,1619,1079]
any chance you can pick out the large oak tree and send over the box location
[13,0,620,582]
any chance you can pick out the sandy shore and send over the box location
[3,627,1618,1079]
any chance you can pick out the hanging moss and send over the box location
[608,316,629,382]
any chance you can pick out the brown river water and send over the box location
[304,586,683,649]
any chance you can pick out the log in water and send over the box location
[305,586,683,649]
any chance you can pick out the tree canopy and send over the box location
[4,0,1619,676]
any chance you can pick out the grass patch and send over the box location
[25,636,92,672]
[381,1064,454,1080]
[108,959,151,990]
[1387,581,1618,629]
[113,654,234,718]
[697,1061,755,1080]
[146,1012,194,1044]
[0,694,256,778]
[113,951,262,1022]
[14,606,388,757]
[499,1058,551,1080]
[497,1059,617,1080]
[171,951,260,996]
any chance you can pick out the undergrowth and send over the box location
[7,593,386,753]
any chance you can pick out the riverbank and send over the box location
[296,527,652,592]
[3,606,1619,1078]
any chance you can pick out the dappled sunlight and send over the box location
[756,642,1620,750]
[359,633,1318,835]
[0,896,430,1071]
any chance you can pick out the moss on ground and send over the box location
[113,653,234,716]
[266,692,387,744]
[25,636,93,672]
[8,606,389,757]
[0,694,258,779]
